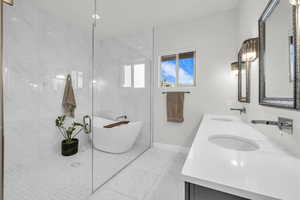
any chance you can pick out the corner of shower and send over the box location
[0,0,155,199]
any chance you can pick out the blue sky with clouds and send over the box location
[161,57,194,85]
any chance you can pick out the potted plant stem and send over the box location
[55,115,84,156]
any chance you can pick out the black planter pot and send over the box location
[62,139,79,156]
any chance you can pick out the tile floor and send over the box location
[93,143,148,188]
[4,144,148,200]
[89,147,187,200]
[4,146,186,200]
[4,148,92,200]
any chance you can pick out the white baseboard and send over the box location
[153,143,190,154]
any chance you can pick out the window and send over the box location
[134,64,145,88]
[160,55,177,87]
[160,51,195,87]
[123,65,132,87]
[122,63,145,88]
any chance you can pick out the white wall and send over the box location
[153,10,239,147]
[153,1,300,157]
[237,0,300,157]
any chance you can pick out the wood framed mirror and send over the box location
[259,0,297,109]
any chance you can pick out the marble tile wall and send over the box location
[3,0,153,197]
[3,0,93,174]
[92,30,153,188]
[93,31,153,147]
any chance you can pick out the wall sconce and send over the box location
[231,62,239,71]
[241,38,259,62]
[231,61,247,76]
[231,62,239,76]
[3,0,14,6]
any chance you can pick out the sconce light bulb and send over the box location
[232,70,238,77]
[56,75,66,80]
[242,52,257,62]
[290,0,300,6]
[92,14,101,20]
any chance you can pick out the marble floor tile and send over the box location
[89,189,134,200]
[144,174,185,200]
[93,143,147,188]
[129,147,178,175]
[90,147,188,200]
[105,166,160,200]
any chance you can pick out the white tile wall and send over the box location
[92,30,153,189]
[3,0,93,198]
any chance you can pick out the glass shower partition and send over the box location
[3,0,94,199]
[2,0,153,198]
[92,2,153,190]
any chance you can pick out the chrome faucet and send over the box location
[251,117,293,135]
[230,107,246,115]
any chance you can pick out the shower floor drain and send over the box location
[70,162,81,168]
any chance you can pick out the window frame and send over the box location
[133,63,146,88]
[122,64,133,88]
[122,63,146,89]
[159,49,196,88]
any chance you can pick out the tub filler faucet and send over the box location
[251,117,293,135]
[116,115,127,121]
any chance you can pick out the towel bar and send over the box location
[162,91,191,94]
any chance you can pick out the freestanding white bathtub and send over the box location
[92,117,143,154]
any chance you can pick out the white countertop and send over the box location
[182,114,300,200]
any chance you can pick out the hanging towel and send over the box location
[166,92,184,123]
[62,74,76,117]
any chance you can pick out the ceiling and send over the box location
[33,0,239,37]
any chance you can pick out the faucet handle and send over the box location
[278,117,293,135]
[251,117,293,135]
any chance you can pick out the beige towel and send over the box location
[62,74,76,117]
[167,92,184,123]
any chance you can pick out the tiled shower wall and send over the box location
[3,0,93,169]
[93,31,153,147]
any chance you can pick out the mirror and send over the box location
[238,51,250,103]
[259,0,297,108]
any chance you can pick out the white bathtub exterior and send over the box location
[92,117,143,153]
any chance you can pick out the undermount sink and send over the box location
[208,135,259,151]
[211,118,233,122]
